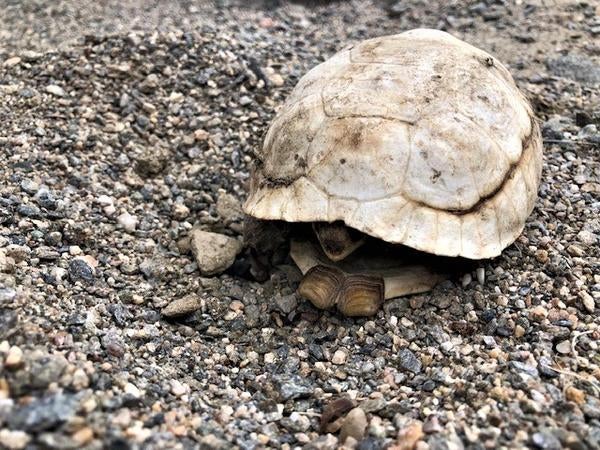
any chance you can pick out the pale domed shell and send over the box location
[244,29,543,259]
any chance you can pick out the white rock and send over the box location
[189,229,242,276]
[97,195,114,206]
[556,340,571,354]
[124,382,141,398]
[117,212,138,233]
[3,56,21,67]
[45,84,65,97]
[5,346,23,368]
[577,230,597,246]
[332,348,349,365]
[0,429,30,450]
[170,379,187,397]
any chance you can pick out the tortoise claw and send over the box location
[336,274,384,317]
[297,265,344,310]
[297,265,384,317]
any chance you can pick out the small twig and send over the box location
[550,365,600,396]
[571,330,594,357]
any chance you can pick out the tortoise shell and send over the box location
[244,29,543,259]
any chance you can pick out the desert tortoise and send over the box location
[243,29,543,316]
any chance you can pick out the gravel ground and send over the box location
[0,1,599,449]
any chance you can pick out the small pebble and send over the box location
[332,348,349,365]
[45,85,65,96]
[161,295,202,317]
[5,345,23,368]
[579,291,595,313]
[0,429,30,450]
[555,340,571,355]
[340,407,368,443]
[117,212,138,233]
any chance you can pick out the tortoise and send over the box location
[243,29,543,316]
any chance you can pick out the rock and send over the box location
[546,55,600,84]
[320,398,356,432]
[34,189,57,209]
[17,204,40,217]
[307,434,338,450]
[531,430,561,450]
[398,348,422,374]
[281,411,311,432]
[423,415,443,434]
[20,179,39,194]
[8,393,79,432]
[134,147,169,177]
[72,427,94,446]
[577,230,597,246]
[0,309,18,339]
[332,348,349,365]
[117,212,138,233]
[45,85,66,96]
[172,203,190,220]
[396,420,424,449]
[532,249,552,268]
[275,374,313,401]
[579,291,595,313]
[269,72,285,87]
[274,294,297,314]
[541,116,570,140]
[216,192,243,224]
[565,386,585,405]
[538,357,559,378]
[169,379,187,397]
[37,432,80,449]
[0,429,30,450]
[387,1,410,17]
[28,354,68,390]
[124,382,142,398]
[5,345,23,368]
[139,73,159,93]
[555,340,571,355]
[509,361,538,377]
[162,295,202,317]
[3,56,21,67]
[68,259,95,283]
[340,408,368,443]
[189,229,242,276]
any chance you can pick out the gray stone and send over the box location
[274,294,297,314]
[398,348,422,374]
[531,430,561,450]
[509,361,539,377]
[68,259,94,283]
[275,375,313,401]
[546,55,600,84]
[7,394,79,432]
